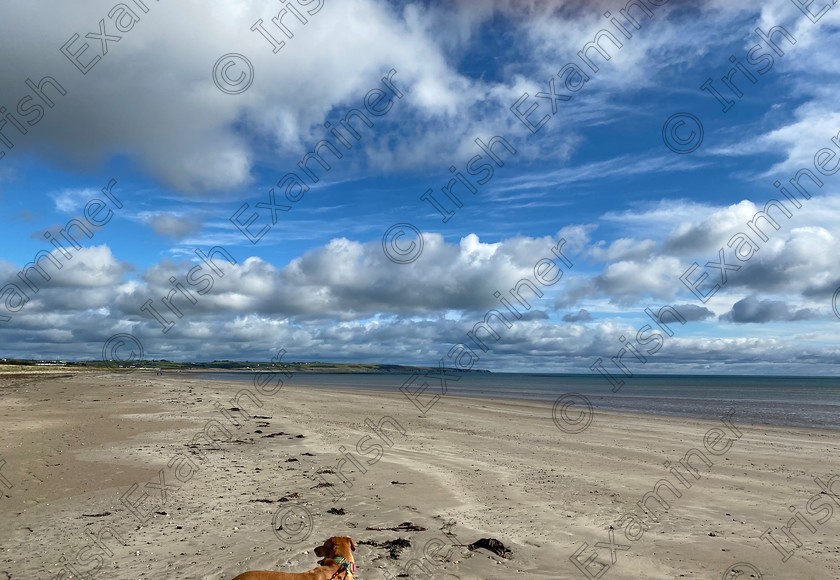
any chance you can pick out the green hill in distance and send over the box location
[0,358,490,374]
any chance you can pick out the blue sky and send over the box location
[1,0,839,373]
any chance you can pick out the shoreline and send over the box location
[186,369,840,432]
[5,368,838,431]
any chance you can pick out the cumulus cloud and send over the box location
[593,255,684,303]
[113,231,575,321]
[661,200,762,257]
[0,1,456,191]
[720,296,817,323]
[540,187,840,347]
[0,232,836,373]
[588,193,840,299]
[0,229,578,364]
[674,304,716,322]
[1,246,132,318]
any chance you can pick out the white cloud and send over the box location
[0,0,801,195]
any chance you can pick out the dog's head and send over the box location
[314,536,356,566]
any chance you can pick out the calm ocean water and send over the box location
[192,372,840,430]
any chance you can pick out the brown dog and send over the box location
[233,536,357,580]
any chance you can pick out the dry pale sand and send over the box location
[0,371,839,579]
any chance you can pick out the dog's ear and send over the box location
[350,538,357,552]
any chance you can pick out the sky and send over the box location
[1,0,839,374]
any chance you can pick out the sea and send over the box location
[192,372,840,430]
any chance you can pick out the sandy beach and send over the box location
[1,371,839,579]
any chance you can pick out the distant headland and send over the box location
[0,358,491,374]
